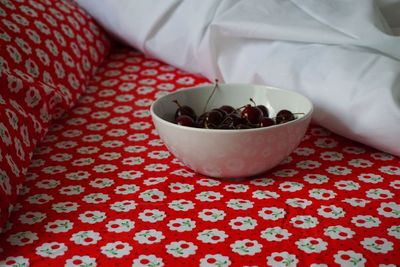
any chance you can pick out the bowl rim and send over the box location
[150,83,314,133]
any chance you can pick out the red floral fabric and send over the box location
[0,47,399,267]
[0,0,110,229]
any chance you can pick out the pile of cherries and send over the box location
[173,99,297,129]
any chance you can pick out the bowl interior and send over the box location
[152,84,313,124]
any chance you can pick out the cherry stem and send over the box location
[203,79,219,113]
[172,99,182,108]
[249,98,256,106]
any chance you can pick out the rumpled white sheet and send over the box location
[77,0,400,156]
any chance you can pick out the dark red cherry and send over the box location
[205,109,223,126]
[173,100,197,121]
[236,124,251,129]
[257,105,269,117]
[219,105,236,115]
[260,117,275,127]
[276,109,295,124]
[241,105,263,124]
[176,115,195,127]
[196,112,207,128]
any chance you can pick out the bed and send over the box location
[0,1,399,266]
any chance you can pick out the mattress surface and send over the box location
[0,47,399,267]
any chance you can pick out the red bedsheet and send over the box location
[0,47,399,267]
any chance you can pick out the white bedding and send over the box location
[77,0,400,156]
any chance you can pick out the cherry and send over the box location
[205,109,223,127]
[241,104,263,124]
[173,100,197,121]
[257,105,269,117]
[276,109,295,124]
[219,105,236,115]
[260,117,275,127]
[176,115,195,127]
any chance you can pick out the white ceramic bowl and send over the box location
[150,84,313,178]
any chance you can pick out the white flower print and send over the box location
[334,250,366,267]
[229,217,257,231]
[293,147,315,156]
[18,212,46,225]
[303,174,329,184]
[197,229,228,244]
[122,156,144,165]
[148,150,170,159]
[324,225,355,240]
[261,227,291,241]
[106,219,135,233]
[361,237,393,253]
[389,180,400,189]
[138,209,166,223]
[267,252,298,267]
[223,184,249,193]
[114,184,140,195]
[320,151,343,161]
[314,137,337,148]
[252,190,280,199]
[133,255,164,267]
[366,188,394,200]
[59,185,85,195]
[387,225,400,239]
[166,241,197,258]
[169,182,194,193]
[309,188,336,200]
[110,200,137,212]
[143,177,167,186]
[26,194,54,204]
[89,178,114,188]
[79,211,106,224]
[35,179,60,189]
[70,231,101,245]
[377,202,400,218]
[279,182,304,192]
[52,202,79,213]
[371,152,394,161]
[196,191,223,202]
[379,166,400,175]
[65,255,96,267]
[36,242,68,259]
[139,189,166,202]
[342,198,370,207]
[358,173,383,184]
[144,163,169,172]
[168,199,194,211]
[99,152,121,161]
[197,178,221,187]
[334,180,360,191]
[351,215,381,228]
[101,241,132,258]
[199,254,231,267]
[198,209,226,222]
[258,207,286,220]
[134,229,165,244]
[0,256,29,267]
[117,170,143,180]
[230,239,262,256]
[83,193,110,204]
[348,159,373,168]
[65,171,90,180]
[285,198,312,209]
[45,220,73,233]
[226,199,254,210]
[295,237,328,253]
[290,215,319,229]
[7,231,38,246]
[171,168,195,177]
[326,166,352,175]
[250,178,274,186]
[296,160,321,169]
[167,218,196,232]
[317,205,345,219]
[273,169,298,177]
